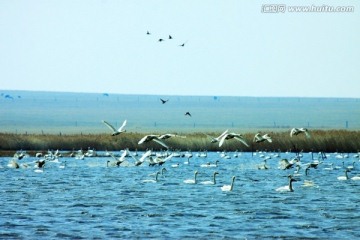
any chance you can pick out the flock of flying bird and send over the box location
[146,30,188,47]
[101,116,311,151]
[7,112,318,192]
[7,91,345,193]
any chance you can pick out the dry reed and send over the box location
[0,130,359,157]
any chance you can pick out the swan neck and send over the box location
[289,179,294,191]
[230,178,235,191]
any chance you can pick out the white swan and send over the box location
[257,159,269,170]
[337,169,350,181]
[351,175,360,180]
[221,176,236,192]
[35,159,46,169]
[184,155,192,165]
[253,133,272,143]
[219,132,249,147]
[290,128,311,138]
[302,180,317,188]
[183,171,199,184]
[200,172,219,185]
[151,154,174,166]
[127,150,152,166]
[171,163,179,168]
[276,176,297,192]
[9,160,20,169]
[142,171,160,183]
[207,129,229,143]
[158,133,186,140]
[324,163,334,171]
[138,135,169,149]
[102,120,127,136]
[109,150,128,167]
[200,160,219,168]
[59,161,66,169]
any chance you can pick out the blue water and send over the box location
[1,151,360,239]
[1,90,360,134]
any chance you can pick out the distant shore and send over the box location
[1,130,359,157]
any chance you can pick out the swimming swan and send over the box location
[337,169,350,181]
[221,176,236,191]
[102,120,127,136]
[200,172,219,185]
[200,160,219,168]
[142,171,160,183]
[276,176,297,192]
[184,171,199,184]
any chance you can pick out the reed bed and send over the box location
[0,130,359,157]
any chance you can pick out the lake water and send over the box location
[1,90,360,134]
[1,151,360,239]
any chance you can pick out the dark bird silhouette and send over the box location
[158,38,164,42]
[160,98,169,104]
[36,159,46,168]
[185,112,192,117]
[147,31,151,35]
[179,41,188,47]
[169,35,173,39]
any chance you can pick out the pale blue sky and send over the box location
[0,0,359,97]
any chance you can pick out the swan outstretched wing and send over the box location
[219,134,228,147]
[153,139,169,149]
[119,150,128,162]
[118,120,127,132]
[253,133,260,142]
[263,134,273,142]
[139,150,152,163]
[217,129,229,140]
[234,136,249,147]
[138,135,149,144]
[109,152,118,161]
[162,153,174,162]
[102,120,116,132]
[127,149,139,162]
[290,128,296,137]
[304,130,311,138]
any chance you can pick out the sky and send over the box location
[0,0,359,98]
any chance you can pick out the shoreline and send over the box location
[1,129,360,157]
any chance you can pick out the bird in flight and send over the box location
[169,35,173,39]
[185,112,192,117]
[290,128,311,138]
[138,135,169,149]
[159,133,186,140]
[253,133,273,143]
[146,31,151,35]
[160,98,169,104]
[179,41,188,47]
[102,120,127,136]
[207,129,229,143]
[158,38,164,42]
[219,132,249,147]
